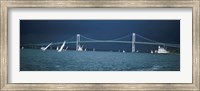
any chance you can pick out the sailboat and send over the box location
[63,46,68,51]
[21,47,24,50]
[77,45,83,51]
[58,41,66,52]
[56,46,59,50]
[151,50,154,53]
[65,46,68,50]
[41,42,52,51]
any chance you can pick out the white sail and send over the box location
[58,41,66,52]
[56,46,59,50]
[41,42,52,51]
[151,50,154,53]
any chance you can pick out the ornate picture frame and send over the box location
[1,0,199,90]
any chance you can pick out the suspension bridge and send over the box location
[21,33,180,52]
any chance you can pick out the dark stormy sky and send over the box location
[20,20,180,52]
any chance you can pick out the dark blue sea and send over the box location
[20,49,180,71]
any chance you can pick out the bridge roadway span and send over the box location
[23,40,180,48]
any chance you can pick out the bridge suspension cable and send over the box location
[136,34,160,43]
[66,36,76,42]
[80,34,132,41]
[80,35,97,41]
[80,34,162,43]
[111,34,132,41]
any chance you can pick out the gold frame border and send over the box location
[0,0,199,90]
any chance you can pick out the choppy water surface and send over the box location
[20,49,180,71]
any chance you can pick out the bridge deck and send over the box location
[22,40,180,48]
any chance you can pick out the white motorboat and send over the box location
[157,46,169,53]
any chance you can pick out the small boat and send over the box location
[154,50,158,53]
[21,47,24,50]
[157,46,169,53]
[123,50,125,53]
[77,45,83,51]
[63,46,68,51]
[65,46,68,50]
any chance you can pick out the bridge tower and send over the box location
[76,34,80,51]
[132,33,135,52]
